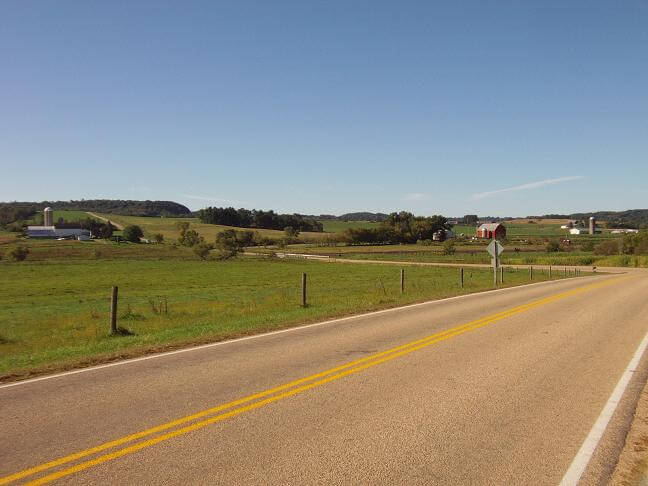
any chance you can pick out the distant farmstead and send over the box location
[26,207,92,240]
[476,223,506,239]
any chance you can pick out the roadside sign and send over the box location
[488,240,505,287]
[487,240,504,258]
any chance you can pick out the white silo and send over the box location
[589,216,595,235]
[44,207,53,226]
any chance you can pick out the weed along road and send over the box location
[2,273,648,485]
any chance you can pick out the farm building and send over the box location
[569,228,588,235]
[476,223,506,239]
[432,229,455,241]
[27,226,92,240]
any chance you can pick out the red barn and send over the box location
[476,223,506,239]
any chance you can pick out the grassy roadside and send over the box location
[610,378,648,485]
[0,257,585,382]
[254,243,648,268]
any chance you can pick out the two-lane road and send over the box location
[2,272,648,485]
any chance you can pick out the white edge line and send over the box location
[0,275,604,390]
[559,328,648,486]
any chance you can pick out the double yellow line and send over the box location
[2,276,625,485]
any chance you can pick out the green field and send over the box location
[0,255,578,380]
[254,241,648,268]
[94,213,330,242]
[52,210,94,222]
[452,221,617,239]
[319,220,381,233]
[332,251,607,266]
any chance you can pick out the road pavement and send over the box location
[2,272,648,485]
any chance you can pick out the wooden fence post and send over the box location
[400,269,405,294]
[500,266,504,284]
[301,273,307,307]
[530,266,533,280]
[549,265,552,278]
[110,286,118,334]
[460,268,464,288]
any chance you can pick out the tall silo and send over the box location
[44,207,53,226]
[589,216,595,235]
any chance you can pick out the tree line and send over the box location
[0,200,191,220]
[196,207,324,232]
[344,212,450,245]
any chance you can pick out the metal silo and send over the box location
[44,207,53,226]
[589,216,595,235]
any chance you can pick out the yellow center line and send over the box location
[1,276,628,485]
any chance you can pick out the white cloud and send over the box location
[402,192,429,201]
[471,176,585,200]
[179,194,249,206]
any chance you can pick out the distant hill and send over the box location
[0,199,191,221]
[338,212,389,222]
[301,212,389,222]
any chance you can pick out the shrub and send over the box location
[179,229,203,247]
[153,233,164,244]
[621,231,648,255]
[193,242,214,260]
[545,240,561,252]
[284,226,299,239]
[122,225,144,243]
[594,240,619,256]
[581,240,595,252]
[7,222,24,233]
[10,246,29,261]
[442,240,456,255]
[236,230,257,247]
[215,230,244,259]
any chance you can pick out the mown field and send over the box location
[52,210,91,222]
[453,223,567,237]
[93,213,330,242]
[332,250,647,267]
[256,240,647,268]
[318,220,381,233]
[454,221,617,239]
[0,254,579,380]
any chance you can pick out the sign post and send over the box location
[487,240,505,286]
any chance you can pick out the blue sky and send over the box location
[1,1,646,216]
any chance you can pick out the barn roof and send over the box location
[478,223,504,231]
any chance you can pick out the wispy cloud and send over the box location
[402,192,429,202]
[180,194,249,206]
[471,176,585,200]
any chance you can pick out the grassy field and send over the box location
[0,255,579,380]
[318,220,381,233]
[331,251,605,266]
[453,221,617,239]
[52,210,93,222]
[452,222,569,237]
[255,241,648,268]
[93,213,330,242]
[0,237,199,261]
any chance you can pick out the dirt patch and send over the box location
[610,381,648,485]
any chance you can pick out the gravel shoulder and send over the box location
[611,380,648,485]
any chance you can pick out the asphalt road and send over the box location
[2,272,648,485]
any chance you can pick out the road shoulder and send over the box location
[610,378,648,485]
